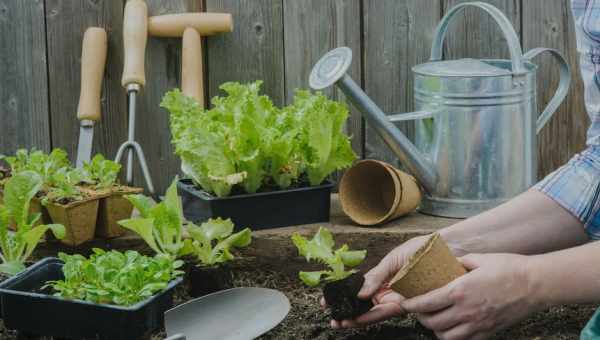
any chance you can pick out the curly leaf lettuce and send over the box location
[292,227,366,287]
[162,81,356,197]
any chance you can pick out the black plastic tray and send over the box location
[177,178,334,230]
[0,257,183,340]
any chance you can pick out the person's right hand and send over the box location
[325,234,432,329]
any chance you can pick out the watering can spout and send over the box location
[309,47,437,193]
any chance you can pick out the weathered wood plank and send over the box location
[363,0,442,166]
[45,0,126,163]
[443,0,521,60]
[282,0,363,155]
[0,0,50,154]
[523,0,588,178]
[205,0,285,106]
[135,0,202,193]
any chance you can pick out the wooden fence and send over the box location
[0,0,587,193]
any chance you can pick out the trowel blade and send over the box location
[75,125,94,168]
[165,287,290,340]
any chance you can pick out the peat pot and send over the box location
[0,258,183,340]
[46,197,100,246]
[177,179,333,230]
[96,186,143,238]
[309,2,571,218]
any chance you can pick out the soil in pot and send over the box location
[95,186,143,238]
[46,196,100,246]
[188,264,233,298]
[323,272,373,321]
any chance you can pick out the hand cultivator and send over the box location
[114,0,155,195]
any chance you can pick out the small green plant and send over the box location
[118,177,188,259]
[43,167,85,204]
[0,171,65,275]
[2,148,71,184]
[186,217,251,267]
[292,227,366,287]
[83,154,122,189]
[45,249,183,306]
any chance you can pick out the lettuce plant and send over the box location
[2,148,71,185]
[292,227,366,287]
[46,249,183,306]
[83,154,122,189]
[0,171,65,275]
[186,217,251,267]
[118,177,188,259]
[162,81,356,197]
[43,167,86,204]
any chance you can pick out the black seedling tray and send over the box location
[0,257,183,340]
[177,178,334,230]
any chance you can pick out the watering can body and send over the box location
[309,2,571,218]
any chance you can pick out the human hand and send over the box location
[401,253,539,340]
[322,235,431,329]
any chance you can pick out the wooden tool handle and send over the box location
[148,13,233,37]
[77,27,107,122]
[182,27,204,107]
[122,0,147,88]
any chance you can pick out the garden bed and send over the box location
[0,266,592,339]
[0,196,594,339]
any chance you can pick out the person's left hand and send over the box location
[401,253,541,340]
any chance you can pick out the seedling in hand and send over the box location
[292,227,372,320]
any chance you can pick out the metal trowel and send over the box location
[163,288,290,340]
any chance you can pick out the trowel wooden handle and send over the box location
[122,0,147,88]
[148,13,233,37]
[77,27,107,122]
[182,27,204,107]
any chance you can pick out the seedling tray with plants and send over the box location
[163,81,356,229]
[0,253,183,340]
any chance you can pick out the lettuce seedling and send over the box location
[292,227,366,287]
[83,154,122,189]
[186,217,251,266]
[118,177,189,259]
[43,167,85,204]
[3,148,71,184]
[46,249,183,306]
[0,171,65,275]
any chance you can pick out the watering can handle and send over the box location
[523,48,572,134]
[430,1,526,75]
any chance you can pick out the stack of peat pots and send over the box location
[0,182,142,246]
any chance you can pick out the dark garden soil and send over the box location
[0,266,595,340]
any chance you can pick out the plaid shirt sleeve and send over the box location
[535,1,600,239]
[535,146,600,239]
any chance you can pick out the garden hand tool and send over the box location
[115,0,155,194]
[148,12,233,107]
[163,287,290,340]
[309,1,571,218]
[75,27,107,168]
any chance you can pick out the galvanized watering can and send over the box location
[309,2,571,218]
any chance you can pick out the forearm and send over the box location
[528,240,600,307]
[439,189,588,256]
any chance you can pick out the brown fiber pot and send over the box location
[390,233,466,298]
[95,186,143,238]
[339,160,422,226]
[46,197,100,246]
